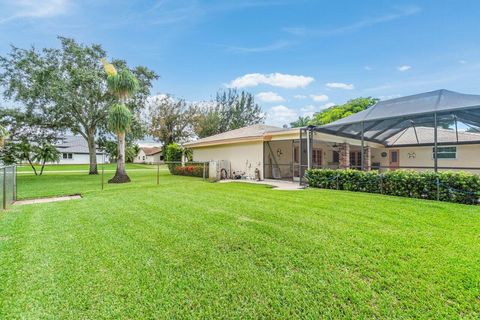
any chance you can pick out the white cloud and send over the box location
[310,94,329,102]
[326,82,355,90]
[256,91,285,103]
[293,94,307,99]
[459,60,467,64]
[364,66,372,71]
[397,65,412,72]
[0,0,70,23]
[227,73,314,89]
[267,105,298,126]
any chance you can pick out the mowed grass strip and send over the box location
[0,170,479,318]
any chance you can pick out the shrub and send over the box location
[172,164,207,178]
[305,169,480,205]
[164,143,183,173]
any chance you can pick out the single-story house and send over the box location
[134,147,163,164]
[55,135,107,164]
[184,90,480,181]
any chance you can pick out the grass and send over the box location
[1,169,480,318]
[16,163,158,173]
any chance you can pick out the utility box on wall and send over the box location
[209,160,231,182]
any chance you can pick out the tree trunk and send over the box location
[40,160,46,176]
[27,158,38,176]
[86,130,98,175]
[108,132,130,183]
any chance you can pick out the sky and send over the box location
[0,0,480,126]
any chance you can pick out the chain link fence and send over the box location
[0,165,16,210]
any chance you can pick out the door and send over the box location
[312,148,322,168]
[389,149,400,169]
[350,151,361,169]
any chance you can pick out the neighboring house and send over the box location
[185,90,480,181]
[134,147,163,164]
[55,135,107,165]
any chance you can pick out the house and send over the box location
[55,135,107,164]
[184,90,480,181]
[134,147,163,164]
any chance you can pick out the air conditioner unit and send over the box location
[208,160,231,182]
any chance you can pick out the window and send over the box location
[433,146,456,159]
[332,151,339,163]
[63,153,73,159]
[350,151,361,168]
[143,156,145,160]
[312,149,322,167]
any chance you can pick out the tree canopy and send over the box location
[0,37,157,174]
[194,89,264,138]
[310,97,379,126]
[148,95,198,146]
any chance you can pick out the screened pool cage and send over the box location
[296,90,480,184]
[0,165,16,210]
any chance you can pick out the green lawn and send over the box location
[1,169,479,318]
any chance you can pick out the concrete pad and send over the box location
[14,195,82,206]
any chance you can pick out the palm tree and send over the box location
[34,144,60,175]
[107,103,132,183]
[102,59,139,183]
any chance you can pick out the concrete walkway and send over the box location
[13,195,82,206]
[219,179,305,191]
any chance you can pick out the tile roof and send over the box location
[55,135,103,154]
[141,147,162,156]
[184,124,290,147]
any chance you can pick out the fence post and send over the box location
[379,174,383,194]
[3,167,6,210]
[101,152,105,191]
[336,175,339,190]
[13,165,17,201]
[157,163,160,185]
[203,162,206,181]
[436,177,440,201]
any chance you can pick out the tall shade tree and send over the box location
[194,88,264,138]
[310,97,379,125]
[0,37,157,175]
[148,95,198,146]
[104,61,139,183]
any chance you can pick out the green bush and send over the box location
[305,169,480,205]
[164,143,183,174]
[172,164,208,178]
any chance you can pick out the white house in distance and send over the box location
[185,90,480,182]
[134,147,163,164]
[55,135,107,164]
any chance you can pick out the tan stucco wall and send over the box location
[369,145,480,172]
[192,141,263,179]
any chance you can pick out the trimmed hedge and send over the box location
[172,164,207,178]
[306,169,480,205]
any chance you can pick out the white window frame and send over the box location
[432,146,457,160]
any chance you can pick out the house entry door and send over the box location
[389,149,400,169]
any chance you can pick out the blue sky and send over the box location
[1,0,480,126]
